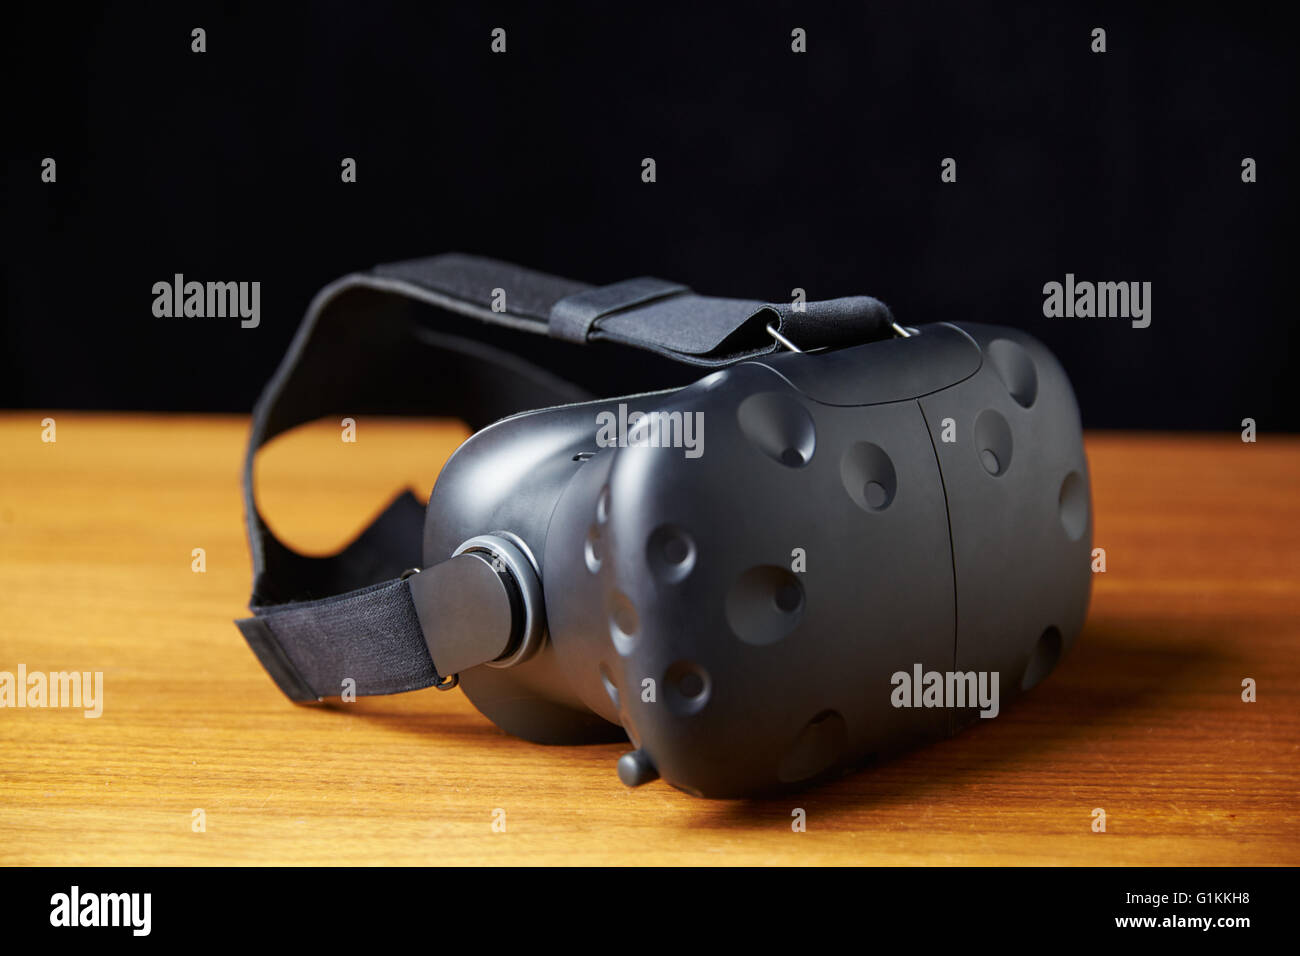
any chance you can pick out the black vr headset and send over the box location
[236,254,1092,798]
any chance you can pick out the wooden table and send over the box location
[1,414,1296,865]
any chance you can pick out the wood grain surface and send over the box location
[1,413,1296,865]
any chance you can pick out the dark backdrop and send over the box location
[4,1,1296,429]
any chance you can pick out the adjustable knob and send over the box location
[407,533,546,677]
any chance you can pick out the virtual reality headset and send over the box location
[235,254,1092,798]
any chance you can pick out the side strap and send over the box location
[237,575,434,702]
[235,268,592,701]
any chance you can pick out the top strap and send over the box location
[375,253,897,365]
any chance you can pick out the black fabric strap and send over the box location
[236,253,897,702]
[372,252,897,364]
[549,277,689,343]
[236,263,594,701]
[238,574,434,701]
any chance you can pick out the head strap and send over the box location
[236,254,897,701]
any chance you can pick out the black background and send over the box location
[4,1,1296,429]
